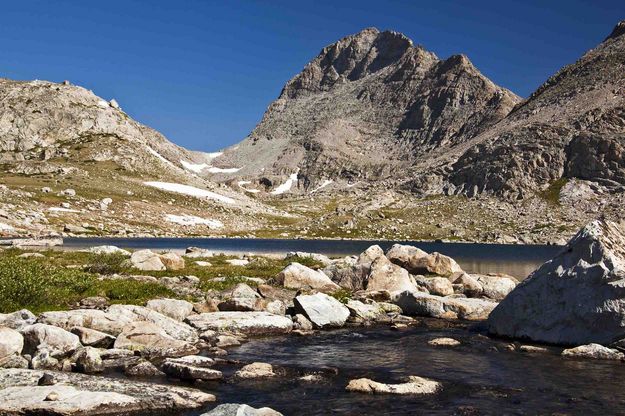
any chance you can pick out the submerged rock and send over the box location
[294,293,350,329]
[234,362,276,379]
[488,220,625,345]
[428,337,461,347]
[346,375,441,395]
[0,368,215,414]
[201,403,283,416]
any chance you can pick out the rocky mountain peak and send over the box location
[280,27,431,99]
[606,20,625,41]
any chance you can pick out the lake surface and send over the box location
[64,237,562,279]
[194,323,625,415]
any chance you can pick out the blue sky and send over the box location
[1,1,623,151]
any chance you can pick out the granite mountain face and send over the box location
[213,27,520,189]
[447,21,625,199]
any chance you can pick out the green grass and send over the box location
[0,250,323,313]
[0,252,174,314]
[539,178,568,206]
[330,288,352,304]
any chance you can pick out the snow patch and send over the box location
[181,160,209,173]
[311,180,333,193]
[165,214,223,229]
[144,181,235,204]
[271,171,299,195]
[207,166,241,174]
[48,207,81,213]
[0,222,15,232]
[145,146,176,168]
[206,152,223,160]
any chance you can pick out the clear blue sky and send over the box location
[1,0,623,152]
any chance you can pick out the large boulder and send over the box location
[0,327,23,360]
[488,220,625,345]
[39,309,136,336]
[159,252,186,271]
[276,262,340,292]
[186,312,293,336]
[472,274,517,301]
[357,245,385,267]
[366,256,415,293]
[322,259,369,291]
[20,324,81,357]
[130,249,166,271]
[293,293,350,328]
[218,283,265,312]
[87,245,130,256]
[386,244,462,276]
[562,343,625,360]
[393,291,497,320]
[107,305,198,343]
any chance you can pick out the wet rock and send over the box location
[488,220,625,345]
[20,324,81,357]
[70,327,115,348]
[518,345,549,353]
[186,312,293,336]
[0,368,215,414]
[234,362,276,379]
[0,309,36,330]
[114,322,198,358]
[130,249,166,271]
[428,337,461,347]
[276,262,340,292]
[162,355,222,381]
[0,327,23,359]
[201,403,283,416]
[146,298,194,321]
[159,252,185,271]
[562,343,624,360]
[346,375,441,395]
[294,293,350,329]
[366,256,415,293]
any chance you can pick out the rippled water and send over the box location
[193,323,625,415]
[63,238,562,279]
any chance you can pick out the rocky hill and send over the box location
[212,28,520,190]
[445,21,625,199]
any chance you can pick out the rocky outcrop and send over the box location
[0,368,215,415]
[386,244,463,276]
[488,220,625,345]
[449,20,625,199]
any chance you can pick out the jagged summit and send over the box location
[215,27,519,191]
[605,20,625,41]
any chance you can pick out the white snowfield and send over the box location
[144,181,235,204]
[311,179,333,193]
[145,145,176,169]
[207,166,241,173]
[180,160,209,173]
[206,152,223,160]
[48,207,81,213]
[0,222,15,232]
[165,214,223,228]
[271,171,299,195]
